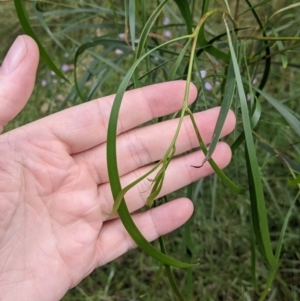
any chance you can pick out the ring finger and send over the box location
[99,142,232,217]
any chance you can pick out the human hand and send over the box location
[0,36,235,301]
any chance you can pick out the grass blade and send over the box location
[74,38,130,100]
[269,3,300,22]
[169,39,191,80]
[184,184,194,301]
[128,0,136,51]
[159,236,185,301]
[134,0,169,87]
[173,0,193,34]
[244,0,271,98]
[223,15,277,268]
[187,108,246,194]
[203,56,236,164]
[253,87,300,138]
[231,97,261,152]
[135,0,168,60]
[14,0,69,83]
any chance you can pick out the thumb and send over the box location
[0,35,39,133]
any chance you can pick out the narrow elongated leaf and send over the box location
[250,212,259,293]
[231,97,261,152]
[159,236,185,301]
[244,0,271,97]
[187,108,245,194]
[14,0,69,83]
[128,0,136,50]
[133,0,169,87]
[146,146,176,207]
[269,3,300,21]
[169,39,192,80]
[107,35,196,268]
[257,140,300,173]
[74,38,129,100]
[203,56,236,164]
[239,0,272,16]
[272,28,288,68]
[224,16,277,268]
[173,0,193,34]
[196,9,230,62]
[116,200,194,268]
[135,0,169,60]
[245,147,265,254]
[231,45,262,152]
[253,87,300,138]
[201,0,210,15]
[275,191,300,260]
[33,3,67,52]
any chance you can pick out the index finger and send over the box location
[36,81,197,154]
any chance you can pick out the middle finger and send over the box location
[74,107,236,184]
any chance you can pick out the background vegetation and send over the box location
[1,0,300,300]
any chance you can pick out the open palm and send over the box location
[0,36,235,301]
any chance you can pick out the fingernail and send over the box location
[1,36,27,74]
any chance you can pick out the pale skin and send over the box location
[0,35,236,301]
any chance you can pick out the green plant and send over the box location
[7,0,300,300]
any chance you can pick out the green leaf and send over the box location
[74,38,130,100]
[128,0,136,51]
[244,0,271,97]
[268,3,300,21]
[196,9,230,62]
[107,34,196,268]
[116,200,195,268]
[257,140,300,173]
[253,87,300,138]
[231,46,262,152]
[187,108,245,195]
[134,0,169,87]
[14,0,69,83]
[288,174,300,186]
[224,15,277,268]
[146,146,176,207]
[201,0,210,15]
[169,39,192,80]
[159,236,185,301]
[259,190,299,301]
[173,0,193,34]
[135,0,169,59]
[203,56,235,164]
[272,28,288,68]
[231,97,262,152]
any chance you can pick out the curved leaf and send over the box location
[173,0,193,34]
[107,35,196,268]
[14,0,69,83]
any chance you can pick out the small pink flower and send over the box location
[41,80,47,87]
[204,82,212,90]
[163,30,172,38]
[163,17,170,25]
[61,64,74,72]
[61,64,69,72]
